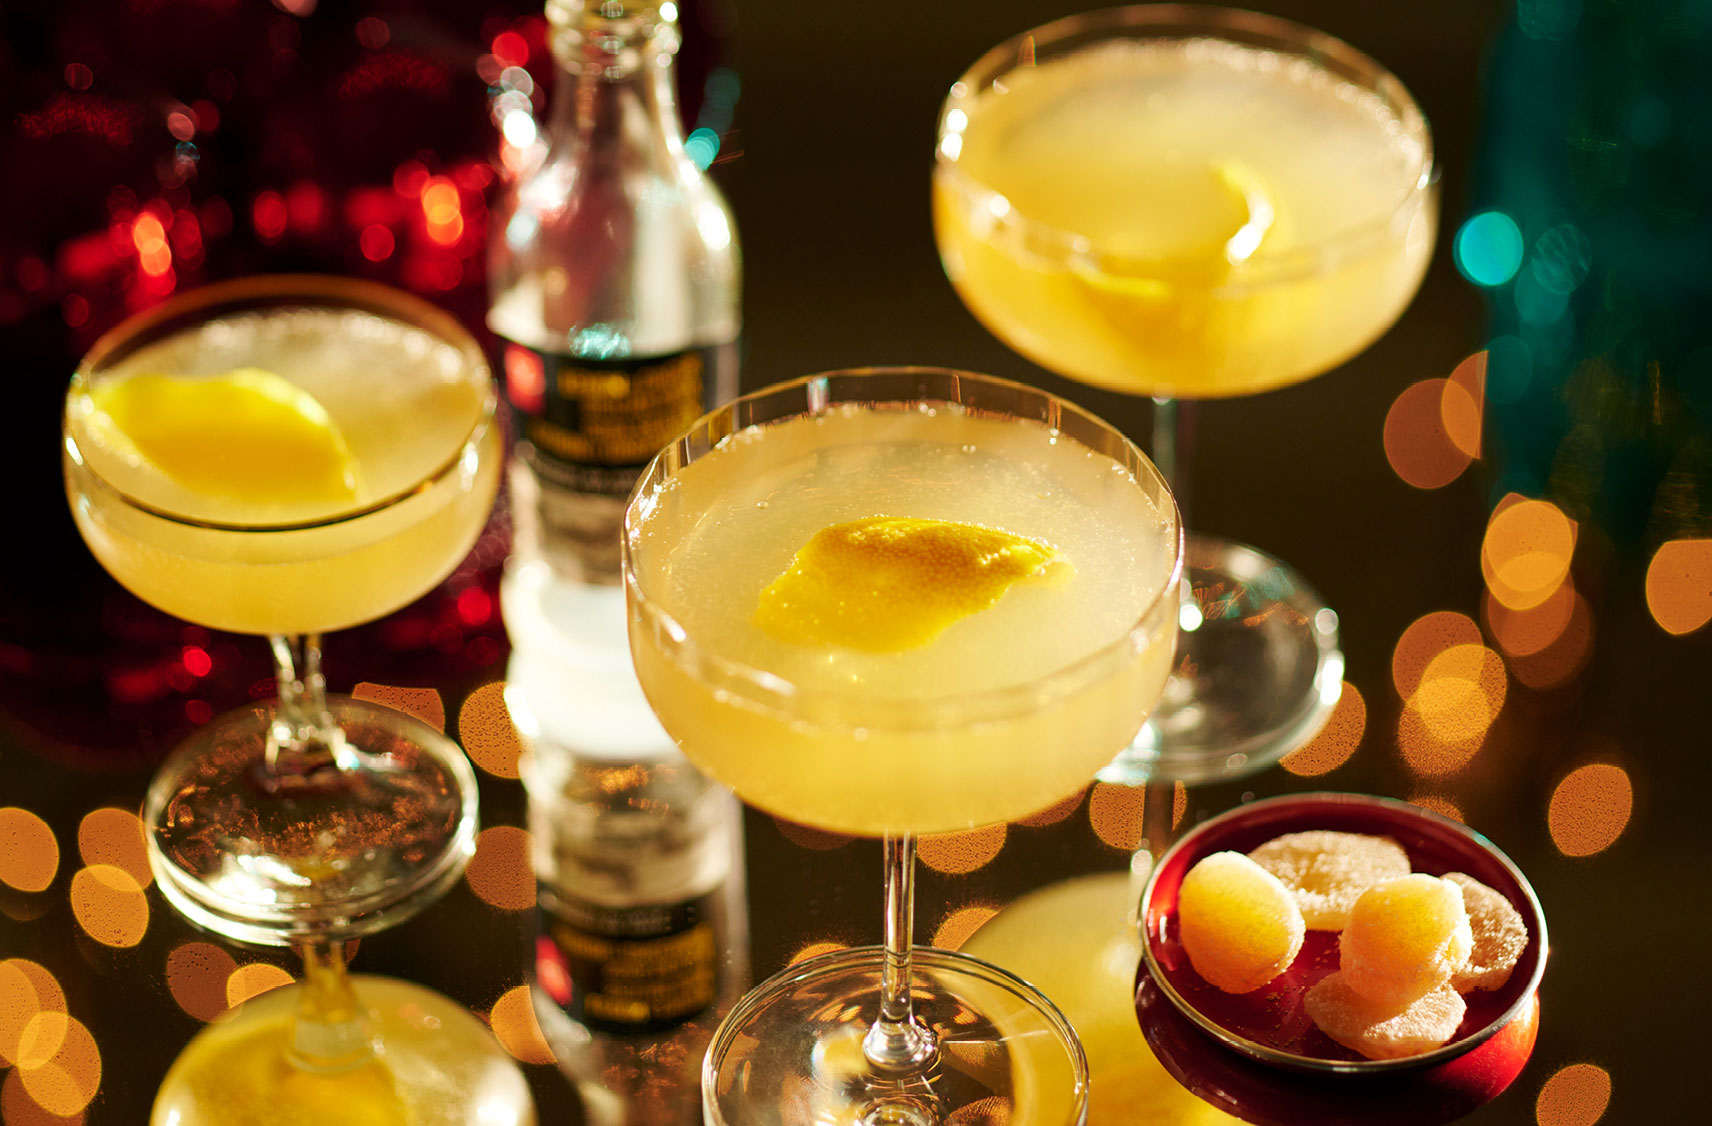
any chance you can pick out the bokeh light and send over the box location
[1014,787,1085,828]
[16,1016,100,1119]
[1383,378,1479,488]
[1392,611,1483,699]
[464,826,536,911]
[1486,580,1577,658]
[0,809,60,893]
[226,963,294,1008]
[75,808,151,889]
[2,1067,86,1125]
[1645,538,1712,635]
[1482,497,1577,611]
[1,960,66,1068]
[771,819,853,851]
[165,942,238,1022]
[68,865,149,948]
[932,905,999,951]
[1455,210,1525,286]
[1406,793,1465,823]
[919,826,1006,875]
[490,984,556,1065]
[1399,644,1507,777]
[1508,590,1595,691]
[460,681,524,779]
[1280,682,1366,776]
[787,942,848,967]
[1548,764,1632,857]
[350,682,445,732]
[1088,783,1147,852]
[1535,1062,1612,1126]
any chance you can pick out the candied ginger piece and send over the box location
[1247,830,1411,931]
[1444,873,1528,992]
[1339,874,1473,1008]
[1305,972,1467,1060]
[1177,851,1306,994]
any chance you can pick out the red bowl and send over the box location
[1134,792,1547,1125]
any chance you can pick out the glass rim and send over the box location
[64,274,496,534]
[622,365,1184,731]
[934,2,1437,293]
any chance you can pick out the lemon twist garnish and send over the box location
[753,517,1070,652]
[90,367,359,510]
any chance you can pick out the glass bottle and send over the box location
[488,0,741,585]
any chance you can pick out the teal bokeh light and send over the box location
[686,127,719,170]
[1454,211,1525,287]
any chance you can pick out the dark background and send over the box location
[2,0,1705,1122]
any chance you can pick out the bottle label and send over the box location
[535,890,722,1032]
[499,341,737,500]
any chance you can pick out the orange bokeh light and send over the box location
[1405,793,1464,823]
[351,682,445,733]
[68,865,149,948]
[490,985,556,1065]
[932,905,1000,951]
[1644,538,1712,635]
[1281,682,1366,777]
[1088,783,1147,852]
[464,826,536,911]
[131,213,172,276]
[787,942,848,966]
[1483,497,1577,611]
[1445,351,1486,457]
[1014,787,1086,828]
[459,681,524,780]
[421,177,464,245]
[1535,1062,1612,1126]
[1383,378,1477,489]
[76,808,150,889]
[0,808,60,893]
[1509,590,1594,691]
[919,825,1006,875]
[16,1014,100,1119]
[166,942,238,1022]
[1392,611,1483,699]
[1,960,66,1068]
[3,1066,86,1125]
[226,963,294,1008]
[1486,579,1576,658]
[1548,764,1632,858]
[1399,644,1506,777]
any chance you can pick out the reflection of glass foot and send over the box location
[1100,534,1342,786]
[705,947,1086,1126]
[145,696,478,946]
[964,870,1243,1126]
[151,975,535,1126]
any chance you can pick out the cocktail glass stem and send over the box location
[289,936,373,1073]
[267,633,349,780]
[864,833,936,1071]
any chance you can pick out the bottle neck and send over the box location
[545,0,685,149]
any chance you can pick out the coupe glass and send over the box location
[62,276,531,1123]
[623,367,1182,1126]
[934,4,1438,788]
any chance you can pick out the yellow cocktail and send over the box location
[626,368,1180,1126]
[934,6,1437,783]
[61,277,528,1125]
[935,31,1435,399]
[65,302,500,636]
